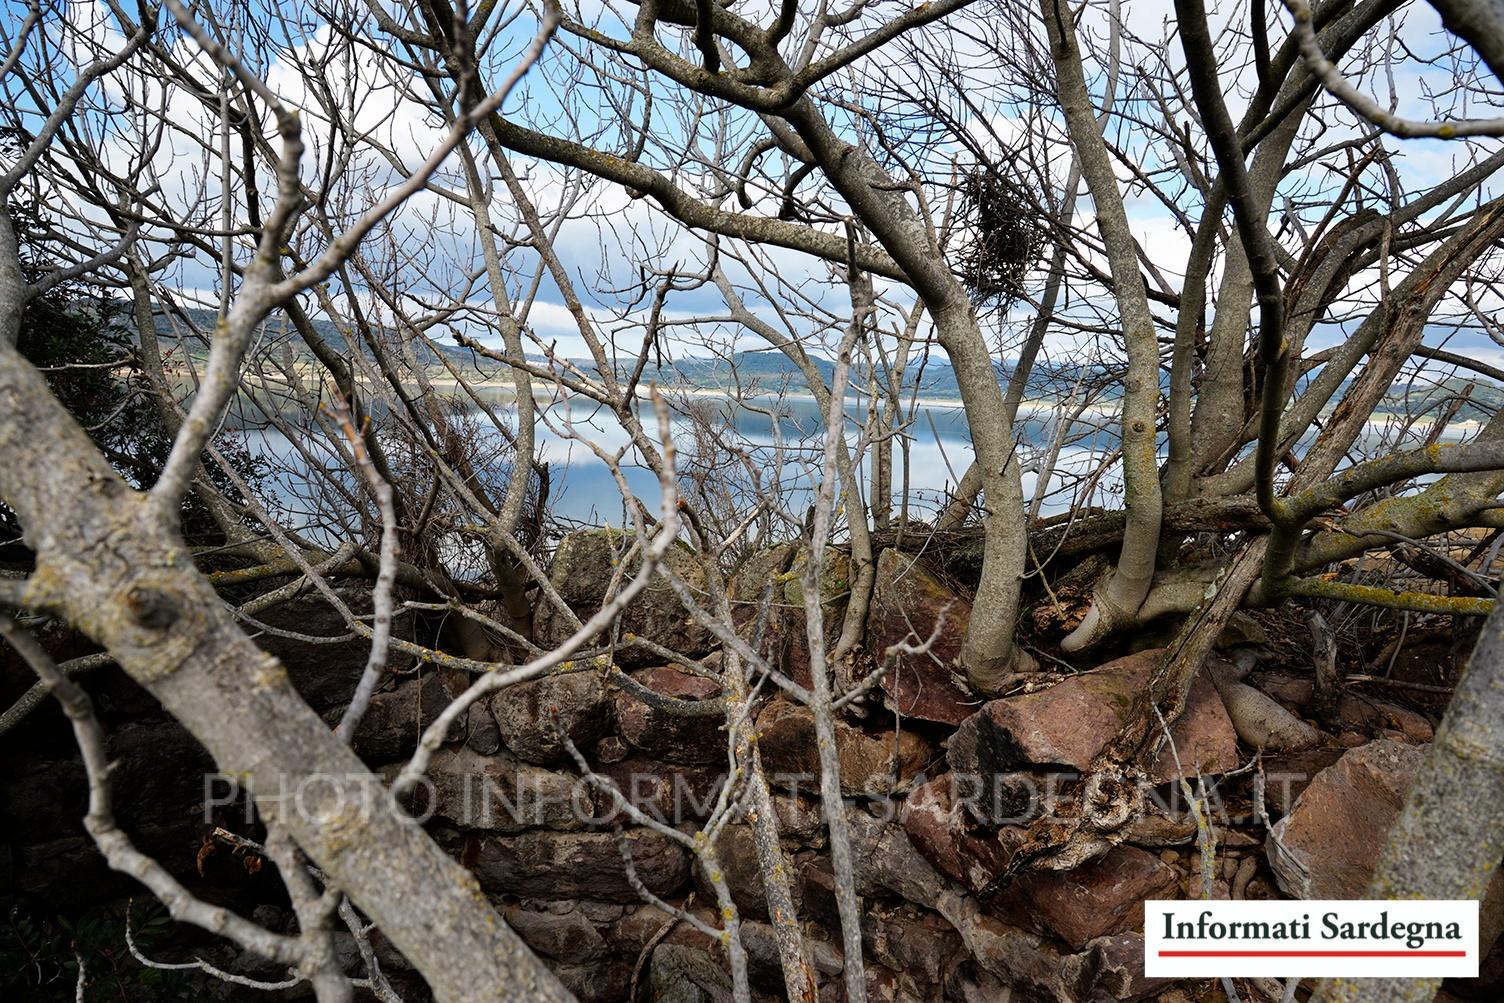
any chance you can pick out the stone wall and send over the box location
[2,545,1499,1003]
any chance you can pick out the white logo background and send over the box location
[1144,899,1479,979]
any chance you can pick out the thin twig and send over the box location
[1282,0,1504,138]
[331,394,401,745]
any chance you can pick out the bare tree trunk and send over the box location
[455,141,535,540]
[1041,0,1164,652]
[779,102,1032,690]
[122,256,250,543]
[0,333,572,1003]
[934,192,1076,534]
[1161,207,1219,504]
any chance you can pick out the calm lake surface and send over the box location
[233,386,1475,535]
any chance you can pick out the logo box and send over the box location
[1144,900,1479,978]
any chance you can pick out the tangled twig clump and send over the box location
[954,165,1044,306]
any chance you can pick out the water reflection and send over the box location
[233,387,1473,535]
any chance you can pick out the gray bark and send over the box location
[0,333,571,1002]
[778,99,1031,691]
[1041,0,1163,651]
[1314,597,1504,1003]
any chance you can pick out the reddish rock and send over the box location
[862,905,962,997]
[1061,932,1172,1001]
[901,774,1014,894]
[1335,693,1434,743]
[996,845,1177,950]
[756,699,932,797]
[1275,736,1473,902]
[799,858,844,931]
[868,549,983,726]
[1260,747,1345,817]
[613,664,725,764]
[768,619,816,691]
[946,649,1239,783]
[1269,739,1417,898]
[1270,740,1504,961]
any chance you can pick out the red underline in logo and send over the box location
[1158,950,1468,958]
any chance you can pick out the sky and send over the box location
[10,0,1504,377]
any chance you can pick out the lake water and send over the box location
[233,387,1476,538]
[515,392,1129,526]
[236,389,1125,537]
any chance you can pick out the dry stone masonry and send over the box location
[1,537,1497,1002]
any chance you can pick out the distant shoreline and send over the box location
[169,364,1490,440]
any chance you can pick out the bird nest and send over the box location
[953,165,1044,307]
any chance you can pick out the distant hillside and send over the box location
[142,302,474,368]
[1375,375,1504,422]
[661,351,837,393]
[126,301,1504,418]
[645,350,1126,403]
